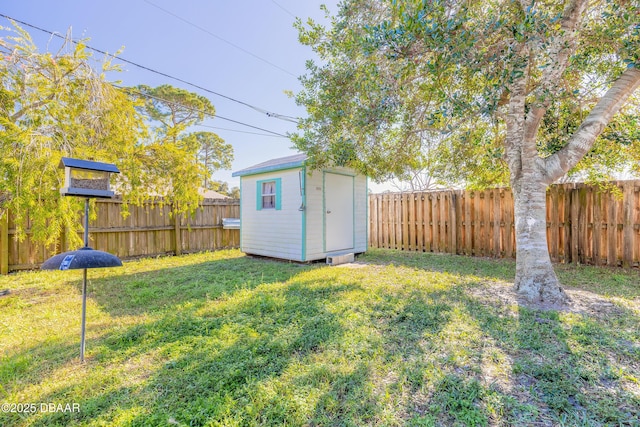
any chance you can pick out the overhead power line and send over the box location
[212,114,288,137]
[270,0,297,19]
[196,124,287,138]
[142,0,297,78]
[116,85,289,138]
[0,13,301,124]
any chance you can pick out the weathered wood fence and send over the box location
[0,198,239,274]
[369,181,640,268]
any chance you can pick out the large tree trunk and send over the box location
[512,174,568,304]
[507,65,640,306]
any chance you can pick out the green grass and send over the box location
[0,248,638,426]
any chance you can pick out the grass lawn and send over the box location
[0,248,638,426]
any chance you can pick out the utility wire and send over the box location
[116,85,289,138]
[196,124,288,138]
[0,13,301,124]
[270,0,297,19]
[211,114,288,137]
[142,0,297,78]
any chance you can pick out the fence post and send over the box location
[60,226,69,254]
[449,192,457,254]
[173,205,182,256]
[1,211,8,275]
[623,182,634,268]
[570,186,580,264]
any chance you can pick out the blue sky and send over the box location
[1,0,389,190]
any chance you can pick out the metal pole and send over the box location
[80,197,89,363]
[84,198,89,248]
[80,268,87,363]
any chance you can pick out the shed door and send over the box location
[325,173,354,252]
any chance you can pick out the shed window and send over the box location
[262,181,276,208]
[256,178,281,210]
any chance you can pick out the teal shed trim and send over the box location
[256,178,282,211]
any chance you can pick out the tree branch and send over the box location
[503,37,532,183]
[10,95,56,122]
[523,0,589,140]
[542,67,640,184]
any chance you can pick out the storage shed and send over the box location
[232,154,368,262]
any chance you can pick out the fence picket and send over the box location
[623,182,634,268]
[593,190,602,266]
[416,194,424,251]
[463,193,471,256]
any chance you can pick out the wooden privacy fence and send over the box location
[369,180,640,268]
[0,198,239,274]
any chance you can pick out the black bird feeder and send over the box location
[41,157,122,362]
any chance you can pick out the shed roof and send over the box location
[232,153,307,177]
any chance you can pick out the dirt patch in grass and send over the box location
[465,280,636,317]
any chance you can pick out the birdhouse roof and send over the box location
[59,157,120,173]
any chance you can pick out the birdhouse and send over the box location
[59,157,120,198]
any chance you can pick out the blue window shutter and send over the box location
[275,178,282,210]
[256,181,262,210]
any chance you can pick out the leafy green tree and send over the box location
[210,180,230,194]
[294,0,640,303]
[132,85,233,213]
[183,131,233,189]
[0,24,232,251]
[0,23,146,248]
[229,186,240,199]
[207,181,240,199]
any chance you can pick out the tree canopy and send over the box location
[294,0,640,303]
[131,84,233,211]
[0,24,146,247]
[183,131,233,190]
[294,0,640,187]
[0,23,233,248]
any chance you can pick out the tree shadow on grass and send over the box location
[358,250,640,425]
[12,277,363,426]
[83,255,313,317]
[124,280,359,426]
[1,257,311,400]
[453,291,640,426]
[372,289,454,361]
[278,288,457,427]
[311,363,377,427]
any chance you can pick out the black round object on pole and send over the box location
[40,246,122,363]
[41,247,122,270]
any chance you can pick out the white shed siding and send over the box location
[240,169,304,261]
